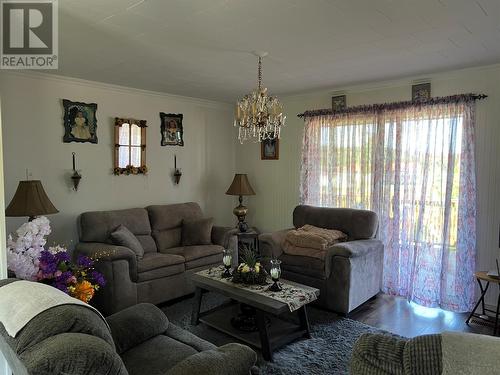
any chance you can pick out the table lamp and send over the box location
[5,180,58,221]
[225,174,255,232]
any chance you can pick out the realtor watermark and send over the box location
[1,0,58,69]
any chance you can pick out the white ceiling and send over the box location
[54,0,500,102]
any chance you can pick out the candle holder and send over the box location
[71,152,82,191]
[269,259,282,292]
[222,248,233,278]
[173,155,182,184]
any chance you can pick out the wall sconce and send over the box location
[173,154,182,184]
[71,152,82,191]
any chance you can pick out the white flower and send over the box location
[6,216,52,280]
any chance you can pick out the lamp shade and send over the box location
[5,180,58,218]
[225,174,255,196]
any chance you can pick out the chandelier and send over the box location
[234,52,286,143]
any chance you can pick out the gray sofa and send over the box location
[259,205,383,315]
[75,202,237,316]
[0,278,257,375]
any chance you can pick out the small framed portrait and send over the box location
[160,113,184,146]
[62,99,98,144]
[331,95,346,112]
[412,83,431,102]
[261,135,279,160]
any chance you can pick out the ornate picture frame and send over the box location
[160,112,184,146]
[331,95,346,112]
[412,83,431,102]
[62,99,98,144]
[261,135,279,160]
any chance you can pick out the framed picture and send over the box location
[412,83,431,102]
[331,95,346,112]
[261,136,279,160]
[160,113,184,146]
[62,99,98,143]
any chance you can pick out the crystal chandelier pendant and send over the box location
[234,51,286,144]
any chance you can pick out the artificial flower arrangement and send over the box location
[231,247,267,285]
[113,165,148,175]
[7,216,105,303]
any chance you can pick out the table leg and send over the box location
[478,279,487,315]
[466,280,489,325]
[298,306,311,339]
[191,287,203,325]
[494,286,500,336]
[256,309,272,361]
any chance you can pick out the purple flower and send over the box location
[91,270,106,287]
[54,251,70,263]
[77,255,93,268]
[39,250,57,275]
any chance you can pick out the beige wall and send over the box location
[236,63,500,302]
[0,72,237,247]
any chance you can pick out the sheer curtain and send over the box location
[300,101,477,312]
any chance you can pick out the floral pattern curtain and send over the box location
[300,101,477,312]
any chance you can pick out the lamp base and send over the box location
[238,221,249,232]
[233,195,249,233]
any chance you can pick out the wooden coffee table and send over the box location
[190,271,319,361]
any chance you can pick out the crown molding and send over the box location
[0,71,233,110]
[282,62,500,100]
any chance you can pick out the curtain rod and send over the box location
[297,93,488,118]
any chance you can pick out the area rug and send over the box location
[161,292,388,375]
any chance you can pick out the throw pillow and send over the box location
[182,217,214,246]
[110,224,145,259]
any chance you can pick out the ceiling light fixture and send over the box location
[234,51,286,143]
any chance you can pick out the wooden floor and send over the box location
[349,293,497,338]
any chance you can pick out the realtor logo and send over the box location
[1,0,58,69]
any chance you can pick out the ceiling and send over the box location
[54,0,500,102]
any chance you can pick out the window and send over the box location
[300,100,477,312]
[114,118,147,175]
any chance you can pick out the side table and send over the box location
[465,271,500,335]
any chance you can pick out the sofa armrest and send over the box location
[350,333,407,374]
[165,343,257,375]
[328,239,383,258]
[106,303,169,355]
[211,226,238,248]
[75,242,138,282]
[258,229,292,260]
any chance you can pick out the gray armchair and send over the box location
[259,205,383,315]
[0,279,257,375]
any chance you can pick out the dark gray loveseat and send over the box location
[259,205,383,315]
[75,202,237,316]
[0,279,256,375]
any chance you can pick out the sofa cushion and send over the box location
[148,203,204,251]
[279,253,326,279]
[293,205,378,240]
[136,235,158,254]
[147,203,203,231]
[110,225,145,259]
[165,343,257,375]
[181,217,214,246]
[80,208,152,243]
[164,245,223,262]
[137,253,185,282]
[163,245,223,270]
[137,253,184,273]
[107,303,169,355]
[121,335,199,375]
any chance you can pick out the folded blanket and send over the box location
[0,280,108,337]
[283,225,347,259]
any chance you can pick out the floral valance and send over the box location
[297,93,487,119]
[115,117,147,127]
